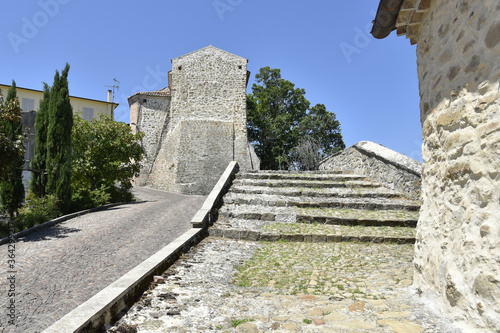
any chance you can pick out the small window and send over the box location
[82,107,94,121]
[21,98,35,112]
[178,65,182,70]
[238,65,242,69]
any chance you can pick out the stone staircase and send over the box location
[209,170,420,243]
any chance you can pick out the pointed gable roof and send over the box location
[171,45,248,64]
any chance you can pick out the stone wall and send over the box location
[169,46,256,171]
[129,46,259,194]
[131,96,171,176]
[414,0,500,330]
[319,141,421,200]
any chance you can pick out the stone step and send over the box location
[297,215,417,227]
[230,185,402,199]
[232,179,382,189]
[236,172,366,182]
[217,210,417,228]
[242,170,347,175]
[223,195,421,211]
[296,207,419,225]
[208,228,415,244]
[263,222,416,238]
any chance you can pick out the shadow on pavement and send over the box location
[18,224,82,243]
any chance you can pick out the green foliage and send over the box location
[6,80,17,102]
[0,81,25,217]
[71,114,144,203]
[247,67,310,170]
[303,319,313,324]
[247,67,345,170]
[46,63,73,212]
[30,82,51,197]
[231,319,254,328]
[17,191,61,230]
[70,184,111,212]
[0,96,25,178]
[298,103,345,156]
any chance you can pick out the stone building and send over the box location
[319,141,422,200]
[372,0,500,331]
[129,46,259,195]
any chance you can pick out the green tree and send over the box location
[0,81,25,217]
[0,93,24,178]
[30,82,50,197]
[247,67,345,170]
[72,115,144,203]
[46,64,73,212]
[247,67,310,170]
[298,103,345,157]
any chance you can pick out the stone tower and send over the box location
[373,0,500,330]
[129,46,259,195]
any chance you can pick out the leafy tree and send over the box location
[247,67,345,170]
[298,103,345,157]
[30,82,50,197]
[0,90,24,177]
[46,64,73,212]
[71,115,144,204]
[247,67,310,170]
[0,81,25,217]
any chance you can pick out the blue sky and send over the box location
[0,0,423,161]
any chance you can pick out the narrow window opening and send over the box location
[178,65,182,70]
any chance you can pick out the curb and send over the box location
[0,202,127,246]
[208,228,416,244]
[191,161,240,228]
[43,161,240,332]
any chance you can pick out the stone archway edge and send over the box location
[43,161,240,333]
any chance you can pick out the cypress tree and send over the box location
[46,64,73,212]
[30,82,50,197]
[0,80,25,217]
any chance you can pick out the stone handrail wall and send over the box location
[191,161,240,228]
[45,161,240,332]
[319,141,422,200]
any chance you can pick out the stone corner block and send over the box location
[260,233,281,242]
[191,208,210,228]
[223,229,241,240]
[240,230,260,241]
[326,234,342,243]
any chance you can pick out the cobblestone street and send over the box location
[0,187,206,333]
[108,238,462,332]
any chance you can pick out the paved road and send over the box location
[0,187,206,333]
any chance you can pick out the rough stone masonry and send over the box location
[374,0,500,331]
[129,46,260,195]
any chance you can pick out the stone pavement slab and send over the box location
[0,187,206,333]
[108,238,462,333]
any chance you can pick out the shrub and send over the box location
[70,184,112,212]
[18,192,61,230]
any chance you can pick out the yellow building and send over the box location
[0,84,118,120]
[0,83,118,191]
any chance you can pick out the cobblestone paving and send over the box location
[108,238,462,333]
[0,187,206,333]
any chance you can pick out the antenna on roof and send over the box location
[105,78,120,103]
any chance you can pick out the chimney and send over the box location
[107,89,112,103]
